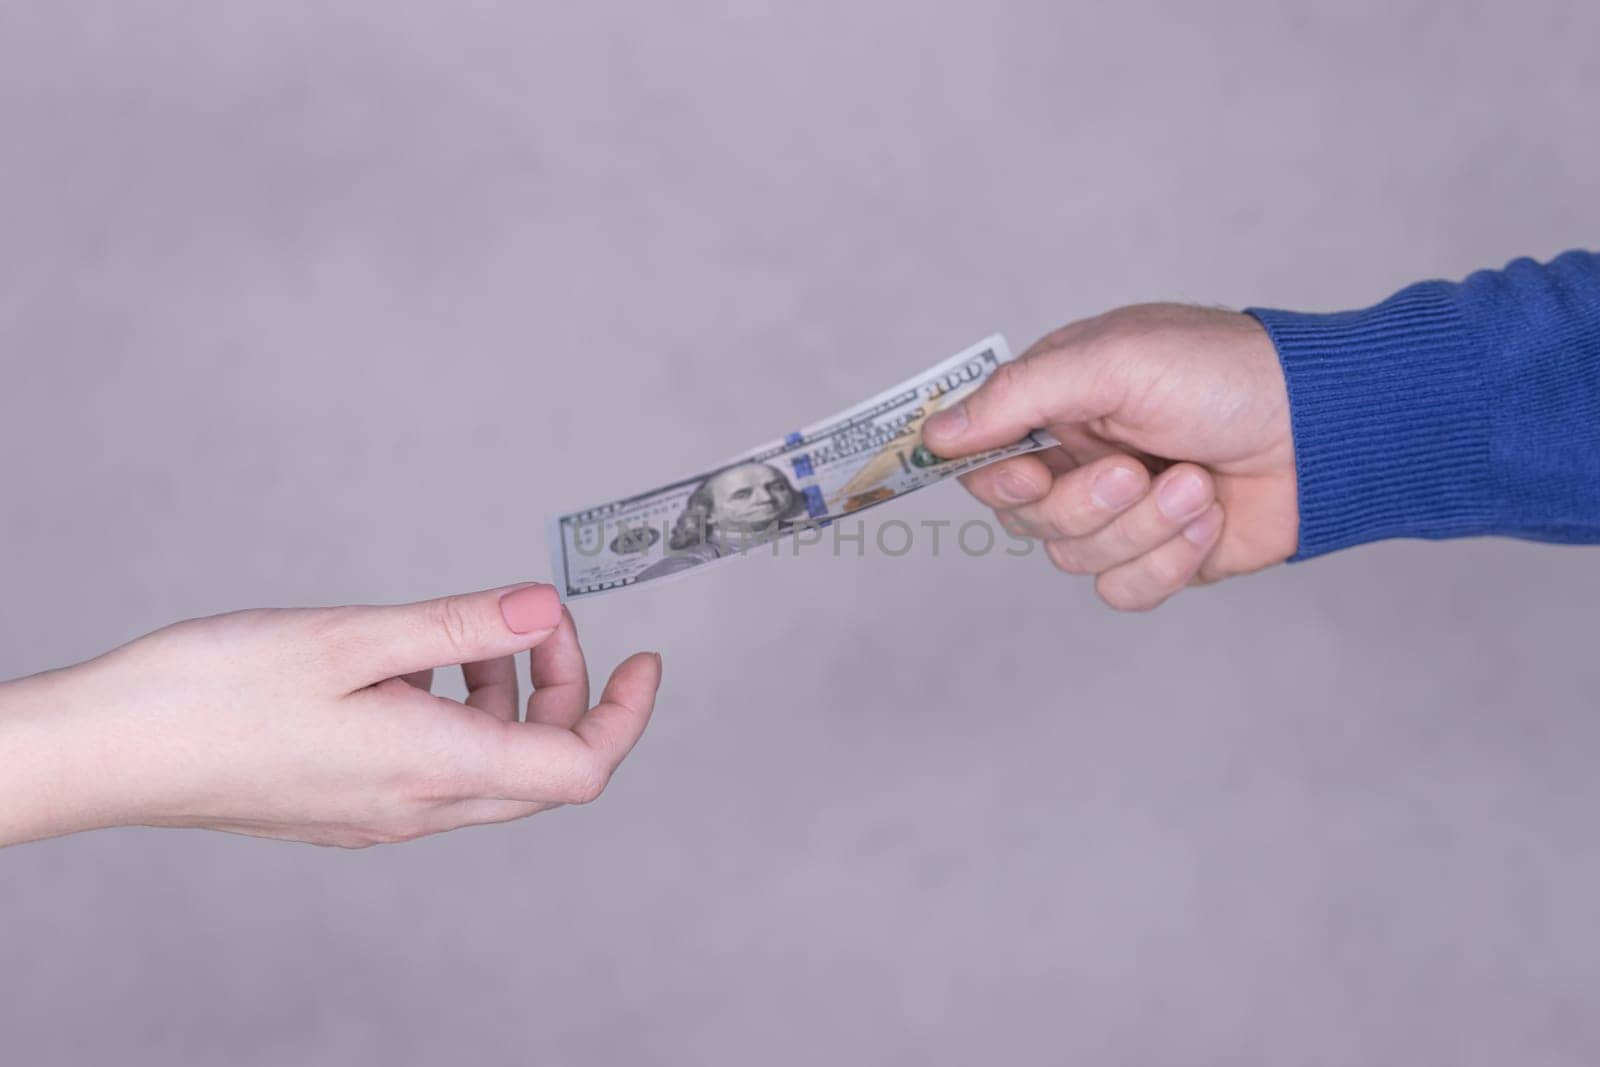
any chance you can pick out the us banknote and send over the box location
[547,334,1055,599]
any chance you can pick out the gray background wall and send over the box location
[2,2,1598,1064]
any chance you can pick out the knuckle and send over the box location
[1046,540,1090,575]
[377,821,426,846]
[1048,495,1095,539]
[429,596,479,659]
[1142,550,1190,591]
[565,760,613,806]
[333,828,404,850]
[1098,303,1157,342]
[982,359,1031,414]
[1104,516,1145,559]
[1096,574,1155,613]
[988,358,1027,398]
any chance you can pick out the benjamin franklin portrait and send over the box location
[637,461,809,580]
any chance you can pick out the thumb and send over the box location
[921,344,1119,457]
[332,583,564,689]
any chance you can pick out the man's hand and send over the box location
[0,584,662,848]
[924,304,1299,611]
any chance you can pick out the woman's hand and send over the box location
[0,584,662,848]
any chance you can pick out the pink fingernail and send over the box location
[499,584,562,634]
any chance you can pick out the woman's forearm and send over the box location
[0,664,129,847]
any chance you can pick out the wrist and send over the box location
[0,660,140,846]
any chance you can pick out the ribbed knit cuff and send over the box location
[1247,283,1495,561]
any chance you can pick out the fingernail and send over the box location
[1090,466,1143,511]
[995,469,1038,504]
[499,583,562,634]
[1183,504,1223,545]
[924,402,968,442]
[1157,471,1209,521]
[652,651,664,673]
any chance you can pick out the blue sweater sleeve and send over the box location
[1246,250,1600,560]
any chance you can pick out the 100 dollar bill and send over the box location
[547,334,1053,599]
